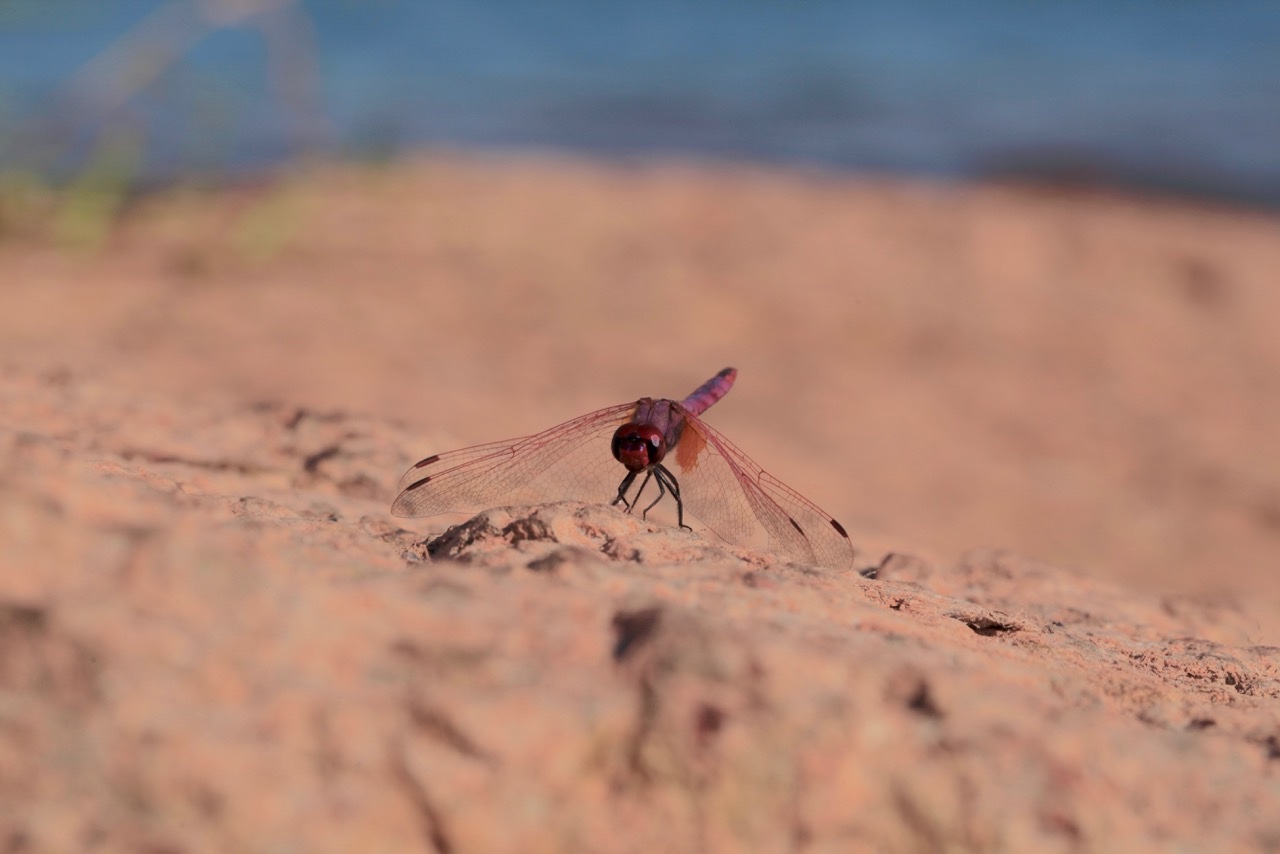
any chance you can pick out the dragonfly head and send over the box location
[611,423,666,472]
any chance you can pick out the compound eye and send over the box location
[612,423,667,472]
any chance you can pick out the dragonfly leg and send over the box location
[655,465,692,531]
[630,469,657,515]
[612,470,639,510]
[617,469,656,516]
[640,470,667,519]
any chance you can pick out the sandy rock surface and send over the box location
[3,368,1279,852]
[2,156,1280,850]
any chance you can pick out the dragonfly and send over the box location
[391,368,854,570]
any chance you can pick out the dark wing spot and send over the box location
[413,454,441,469]
[404,475,432,492]
[829,518,849,538]
[788,516,804,535]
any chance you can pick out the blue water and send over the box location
[1,0,1277,204]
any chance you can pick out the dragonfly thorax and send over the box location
[611,423,667,472]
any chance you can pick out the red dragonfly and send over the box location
[391,368,854,570]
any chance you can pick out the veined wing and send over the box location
[391,402,638,517]
[666,407,855,571]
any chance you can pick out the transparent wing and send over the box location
[391,402,638,517]
[665,407,855,571]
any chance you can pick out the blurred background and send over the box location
[2,0,1278,200]
[2,0,1279,603]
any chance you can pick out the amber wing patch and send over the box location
[674,415,708,471]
